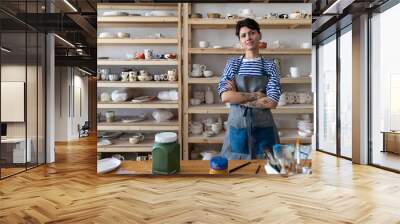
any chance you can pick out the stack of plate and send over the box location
[102,11,129,16]
[297,119,313,137]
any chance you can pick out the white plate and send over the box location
[150,10,174,17]
[97,139,112,146]
[98,32,117,39]
[102,11,128,16]
[121,115,146,123]
[213,45,224,49]
[97,158,121,174]
[131,96,156,103]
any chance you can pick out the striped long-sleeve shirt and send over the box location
[217,56,281,103]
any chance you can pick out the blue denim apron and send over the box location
[220,56,280,160]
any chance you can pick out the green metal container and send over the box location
[152,132,180,175]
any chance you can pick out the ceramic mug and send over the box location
[108,74,119,81]
[191,69,203,77]
[144,49,153,60]
[203,70,214,77]
[199,41,209,48]
[153,74,161,81]
[298,93,307,104]
[128,71,137,82]
[290,67,300,78]
[190,122,203,135]
[121,72,129,82]
[192,64,206,71]
[105,111,115,123]
[211,123,222,134]
[129,133,144,144]
[136,52,145,59]
[190,98,201,105]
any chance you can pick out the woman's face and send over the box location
[239,26,261,51]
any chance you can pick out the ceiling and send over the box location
[1,0,393,73]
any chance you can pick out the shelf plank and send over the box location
[280,77,311,84]
[188,104,313,114]
[97,101,178,109]
[98,16,178,24]
[97,81,179,88]
[188,129,312,144]
[97,38,178,45]
[98,120,179,131]
[274,104,314,114]
[188,104,229,114]
[188,77,312,84]
[188,77,220,84]
[98,3,178,10]
[97,139,154,153]
[189,18,312,29]
[97,59,178,66]
[189,48,311,55]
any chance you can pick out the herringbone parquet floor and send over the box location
[1,135,400,223]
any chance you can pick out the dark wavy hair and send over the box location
[235,18,261,39]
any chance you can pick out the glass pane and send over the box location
[340,29,352,158]
[371,4,400,171]
[317,37,337,154]
[1,27,28,177]
[38,32,46,165]
[27,31,38,169]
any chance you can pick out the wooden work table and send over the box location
[109,160,312,176]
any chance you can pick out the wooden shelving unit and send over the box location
[97,3,182,156]
[97,59,178,66]
[97,139,154,153]
[189,48,311,55]
[98,120,179,131]
[97,101,179,109]
[188,129,311,144]
[187,77,311,84]
[188,18,311,29]
[97,81,179,88]
[187,104,313,114]
[182,3,313,160]
[97,38,179,45]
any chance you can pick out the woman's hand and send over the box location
[221,90,265,104]
[241,97,278,109]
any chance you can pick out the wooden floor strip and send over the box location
[0,135,400,223]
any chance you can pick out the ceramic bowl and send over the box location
[117,32,130,38]
[190,98,201,106]
[190,13,202,18]
[98,32,116,39]
[203,70,214,77]
[207,13,221,18]
[102,11,128,16]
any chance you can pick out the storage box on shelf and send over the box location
[97,3,183,160]
[182,3,313,160]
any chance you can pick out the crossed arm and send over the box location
[220,80,278,109]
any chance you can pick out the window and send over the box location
[317,36,337,154]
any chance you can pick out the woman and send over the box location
[218,18,281,160]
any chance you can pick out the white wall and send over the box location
[55,67,89,141]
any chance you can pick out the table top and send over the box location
[109,160,312,176]
[1,137,28,143]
